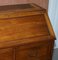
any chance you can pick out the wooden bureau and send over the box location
[0,3,56,60]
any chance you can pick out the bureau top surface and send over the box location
[0,3,43,11]
[0,3,45,19]
[0,3,44,11]
[0,3,55,46]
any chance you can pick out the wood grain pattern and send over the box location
[0,3,45,19]
[44,12,56,40]
[0,48,14,60]
[15,42,49,60]
[0,3,55,60]
[0,14,49,42]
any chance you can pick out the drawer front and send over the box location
[15,44,49,60]
[0,48,14,60]
[39,55,48,60]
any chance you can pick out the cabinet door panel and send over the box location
[16,48,38,60]
[15,44,48,60]
[0,48,14,60]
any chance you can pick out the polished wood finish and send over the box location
[0,48,14,60]
[15,42,49,60]
[0,3,55,60]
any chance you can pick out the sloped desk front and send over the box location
[0,3,56,60]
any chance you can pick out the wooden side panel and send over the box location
[0,48,14,60]
[47,40,55,60]
[15,42,49,60]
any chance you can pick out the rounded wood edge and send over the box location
[44,11,56,40]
